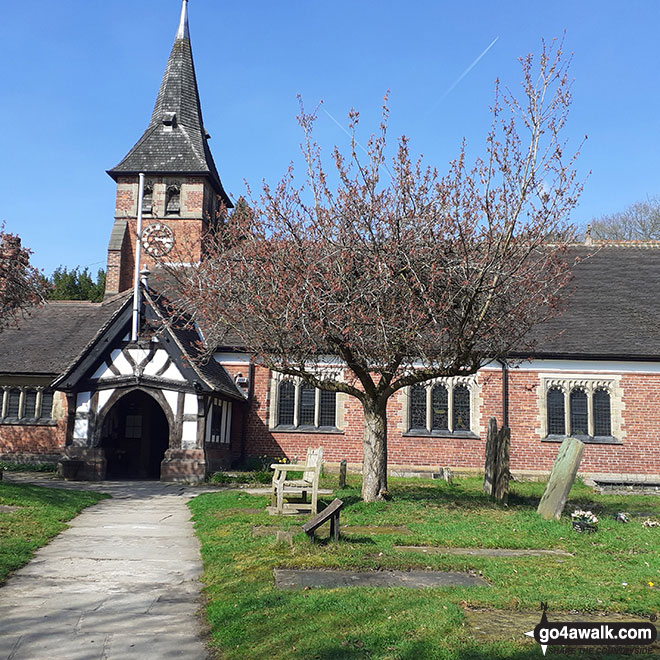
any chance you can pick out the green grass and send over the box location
[0,482,108,583]
[189,476,660,659]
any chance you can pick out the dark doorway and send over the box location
[100,391,169,479]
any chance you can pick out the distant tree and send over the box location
[0,228,46,331]
[588,197,660,241]
[166,41,582,502]
[48,266,106,303]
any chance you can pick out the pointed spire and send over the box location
[176,0,190,41]
[108,0,231,207]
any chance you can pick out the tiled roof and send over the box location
[521,244,660,359]
[107,17,231,206]
[0,296,129,376]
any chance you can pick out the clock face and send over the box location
[142,223,175,257]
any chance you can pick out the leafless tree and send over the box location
[166,40,582,502]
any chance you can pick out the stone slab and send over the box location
[464,608,660,651]
[0,504,20,513]
[274,568,489,589]
[395,546,573,557]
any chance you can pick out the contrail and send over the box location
[432,36,500,110]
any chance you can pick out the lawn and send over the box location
[189,476,660,660]
[0,481,108,583]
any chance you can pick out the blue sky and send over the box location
[1,0,659,275]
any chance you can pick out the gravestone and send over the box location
[483,418,510,503]
[537,437,585,520]
[338,460,347,489]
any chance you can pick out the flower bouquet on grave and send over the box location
[571,509,599,533]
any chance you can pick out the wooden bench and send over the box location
[270,447,323,515]
[302,498,344,542]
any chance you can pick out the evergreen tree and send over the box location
[48,266,106,303]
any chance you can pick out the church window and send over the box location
[569,389,588,435]
[540,377,617,443]
[23,390,37,418]
[277,381,295,426]
[593,388,611,437]
[275,378,338,430]
[406,378,477,436]
[0,387,55,424]
[547,387,565,435]
[125,415,142,439]
[7,389,21,418]
[166,185,180,214]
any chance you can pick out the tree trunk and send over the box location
[361,399,388,502]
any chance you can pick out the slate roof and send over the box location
[0,296,129,377]
[519,244,660,360]
[107,4,232,206]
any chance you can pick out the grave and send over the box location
[274,568,489,590]
[395,546,573,557]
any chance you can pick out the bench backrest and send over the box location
[304,447,323,483]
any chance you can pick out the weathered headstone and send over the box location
[276,530,294,546]
[338,459,347,489]
[483,418,510,502]
[537,437,585,520]
[483,418,498,496]
[493,426,510,503]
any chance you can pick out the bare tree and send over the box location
[166,41,582,502]
[588,197,660,241]
[0,229,46,331]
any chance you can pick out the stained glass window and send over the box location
[410,385,427,430]
[431,385,449,431]
[593,389,611,436]
[570,389,588,435]
[453,385,471,431]
[547,387,565,435]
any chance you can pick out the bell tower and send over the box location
[105,0,232,297]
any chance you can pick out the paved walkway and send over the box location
[0,476,213,660]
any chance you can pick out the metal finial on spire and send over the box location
[176,0,190,40]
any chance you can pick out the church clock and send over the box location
[142,223,175,257]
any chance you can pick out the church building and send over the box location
[1,1,660,486]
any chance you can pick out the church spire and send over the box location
[176,0,190,41]
[107,0,231,205]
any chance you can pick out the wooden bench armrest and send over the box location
[270,463,309,471]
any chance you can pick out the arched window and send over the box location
[593,388,611,436]
[431,385,449,431]
[166,185,180,214]
[410,385,427,430]
[453,385,470,431]
[278,381,295,426]
[299,383,316,426]
[570,389,588,435]
[547,387,565,435]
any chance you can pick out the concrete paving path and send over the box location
[0,476,213,660]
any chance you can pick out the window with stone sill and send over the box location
[273,377,339,431]
[0,387,55,424]
[406,378,478,437]
[540,377,620,444]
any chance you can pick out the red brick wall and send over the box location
[0,421,67,456]
[239,365,660,478]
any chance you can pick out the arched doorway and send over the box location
[99,391,170,479]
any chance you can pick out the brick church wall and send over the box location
[239,364,660,480]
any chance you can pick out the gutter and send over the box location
[498,359,509,428]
